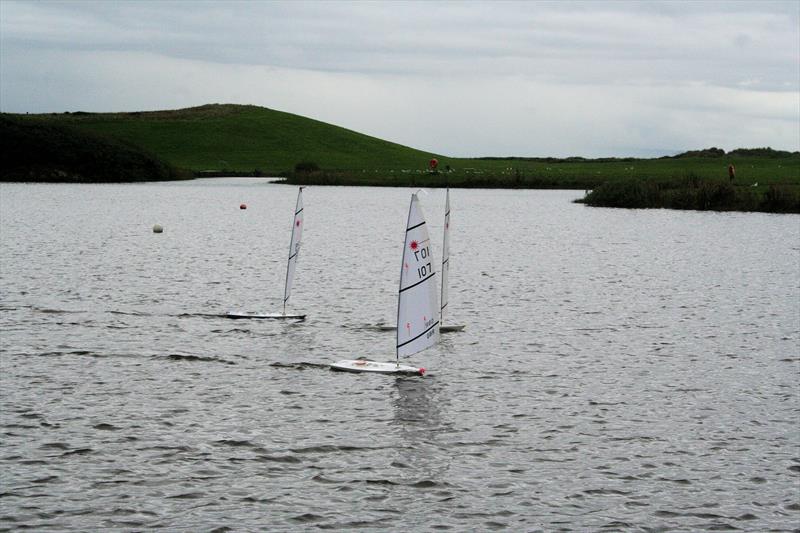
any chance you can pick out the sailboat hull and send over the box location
[375,324,464,333]
[225,311,306,320]
[330,360,425,376]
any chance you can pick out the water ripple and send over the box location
[0,183,798,531]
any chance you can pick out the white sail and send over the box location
[440,188,450,324]
[396,193,439,360]
[283,187,304,313]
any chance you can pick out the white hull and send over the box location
[330,359,425,376]
[226,311,306,320]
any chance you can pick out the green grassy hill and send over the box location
[12,104,798,185]
[0,115,183,182]
[5,104,798,211]
[15,104,444,174]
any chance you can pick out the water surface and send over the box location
[1,180,798,531]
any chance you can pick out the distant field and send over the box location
[14,104,798,190]
[5,104,799,212]
[284,155,800,192]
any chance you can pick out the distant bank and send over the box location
[1,105,797,212]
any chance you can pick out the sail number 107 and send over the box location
[414,246,431,279]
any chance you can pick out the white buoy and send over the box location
[153,224,163,233]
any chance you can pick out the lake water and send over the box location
[1,179,798,531]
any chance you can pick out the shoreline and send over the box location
[3,174,797,213]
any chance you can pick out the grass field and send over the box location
[283,154,799,191]
[12,104,797,185]
[13,104,440,173]
[5,104,799,211]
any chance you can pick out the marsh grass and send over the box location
[580,174,800,213]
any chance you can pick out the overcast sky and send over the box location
[1,0,798,157]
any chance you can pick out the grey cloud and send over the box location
[1,0,797,156]
[3,1,797,88]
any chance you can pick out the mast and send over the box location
[440,188,450,325]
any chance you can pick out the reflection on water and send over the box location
[0,180,798,531]
[392,377,449,466]
[393,377,440,430]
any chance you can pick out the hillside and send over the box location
[14,104,445,174]
[4,104,798,213]
[0,115,183,183]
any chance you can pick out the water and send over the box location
[1,179,798,531]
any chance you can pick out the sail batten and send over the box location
[397,320,439,349]
[399,272,436,294]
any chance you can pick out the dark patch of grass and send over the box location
[1,114,185,182]
[579,174,800,213]
[761,184,800,212]
[294,161,321,173]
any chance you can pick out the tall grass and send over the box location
[579,174,800,213]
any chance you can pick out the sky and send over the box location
[1,0,798,157]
